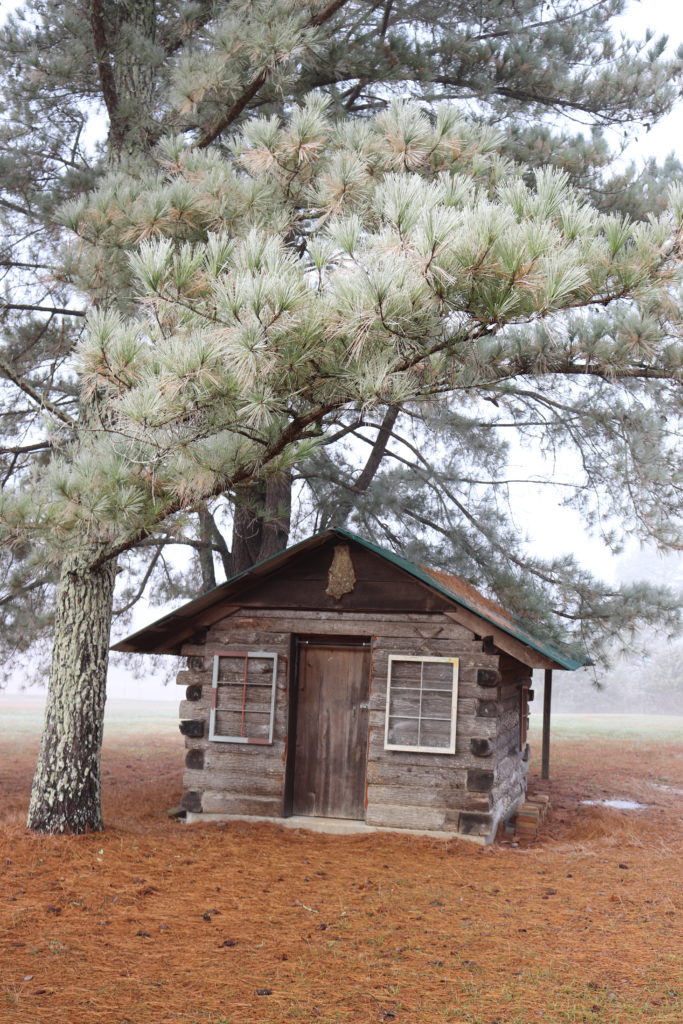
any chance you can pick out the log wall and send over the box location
[176,609,530,842]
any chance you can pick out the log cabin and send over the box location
[112,528,585,843]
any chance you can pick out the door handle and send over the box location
[359,701,369,711]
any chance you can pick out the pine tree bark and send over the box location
[27,551,117,833]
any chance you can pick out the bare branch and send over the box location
[0,440,52,455]
[0,356,77,428]
[1,302,85,317]
[114,544,163,616]
[0,574,53,609]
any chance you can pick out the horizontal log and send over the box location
[201,792,285,816]
[176,669,212,687]
[371,643,498,666]
[498,684,521,702]
[240,606,458,622]
[180,790,202,813]
[366,762,468,789]
[365,803,447,831]
[206,631,290,647]
[185,749,204,770]
[477,668,501,688]
[457,795,492,813]
[367,783,465,809]
[231,613,474,640]
[184,768,284,798]
[179,719,204,738]
[203,747,287,771]
[470,738,493,757]
[248,610,454,623]
[467,768,494,793]
[456,811,493,837]
[367,737,482,769]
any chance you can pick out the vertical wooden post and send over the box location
[541,669,552,780]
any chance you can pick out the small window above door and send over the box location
[384,655,459,754]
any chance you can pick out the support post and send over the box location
[541,669,552,780]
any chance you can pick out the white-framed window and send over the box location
[384,655,459,754]
[208,651,278,745]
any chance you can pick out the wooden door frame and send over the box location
[284,634,372,818]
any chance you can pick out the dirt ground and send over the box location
[1,703,682,1024]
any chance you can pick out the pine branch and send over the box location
[194,0,351,149]
[0,196,32,218]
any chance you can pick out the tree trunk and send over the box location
[197,505,217,591]
[27,551,117,833]
[231,473,292,575]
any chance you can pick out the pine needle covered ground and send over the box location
[1,702,682,1024]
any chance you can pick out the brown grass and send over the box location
[1,707,682,1024]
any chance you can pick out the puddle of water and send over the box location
[652,783,683,796]
[581,798,646,810]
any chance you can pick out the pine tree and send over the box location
[1,1,682,831]
[3,97,683,831]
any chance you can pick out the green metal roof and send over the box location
[112,526,588,669]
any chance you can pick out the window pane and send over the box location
[387,716,420,747]
[216,710,270,739]
[388,690,421,717]
[390,659,422,685]
[217,657,245,683]
[214,710,243,737]
[420,692,452,719]
[419,717,452,749]
[421,660,454,690]
[247,656,275,683]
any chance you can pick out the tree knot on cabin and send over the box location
[326,544,356,600]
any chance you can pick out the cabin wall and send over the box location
[176,608,530,842]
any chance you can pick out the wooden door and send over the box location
[292,643,371,819]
